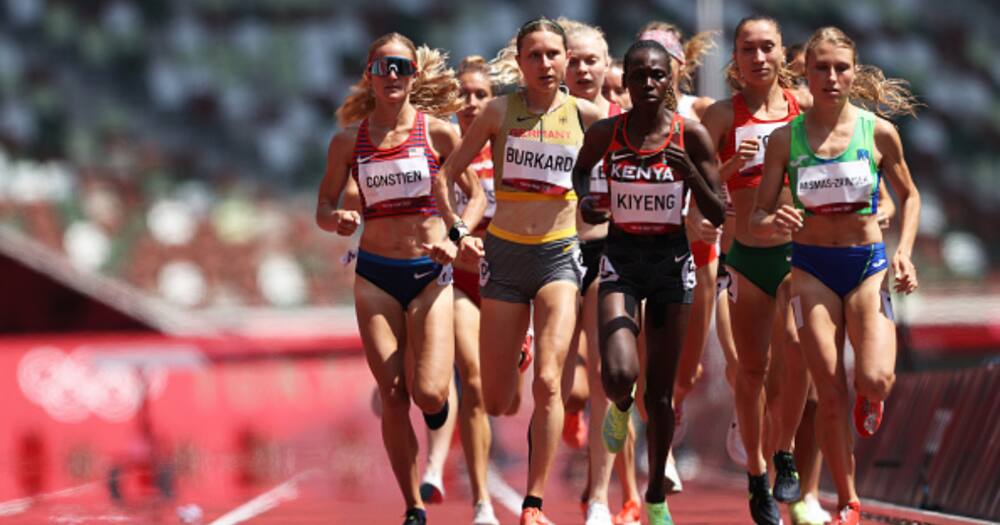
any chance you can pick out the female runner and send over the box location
[430,17,604,525]
[752,26,920,525]
[575,39,724,525]
[316,33,485,525]
[701,16,809,523]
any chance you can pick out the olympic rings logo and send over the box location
[17,347,168,423]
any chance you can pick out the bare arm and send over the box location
[876,117,920,293]
[876,177,896,229]
[749,125,801,238]
[572,117,615,224]
[701,99,753,183]
[434,97,505,229]
[675,120,725,226]
[428,117,486,231]
[316,127,362,236]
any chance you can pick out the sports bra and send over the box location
[788,110,879,216]
[721,90,801,192]
[351,111,440,219]
[493,89,586,202]
[602,112,689,235]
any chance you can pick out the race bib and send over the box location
[455,178,497,218]
[734,122,785,174]
[357,156,432,207]
[796,160,872,213]
[610,180,685,226]
[502,137,578,194]
[589,161,607,194]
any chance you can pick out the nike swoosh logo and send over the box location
[872,259,886,268]
[609,151,633,163]
[414,270,435,279]
[674,254,688,263]
[516,115,536,122]
[357,154,375,164]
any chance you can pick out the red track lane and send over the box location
[1,355,989,525]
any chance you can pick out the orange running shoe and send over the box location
[562,410,587,448]
[832,501,861,525]
[519,334,534,373]
[520,507,554,525]
[613,499,641,525]
[854,396,883,438]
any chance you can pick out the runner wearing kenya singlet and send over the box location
[573,39,724,525]
[430,18,604,525]
[554,18,641,525]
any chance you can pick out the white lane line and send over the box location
[486,462,522,517]
[486,461,558,525]
[0,482,98,517]
[208,469,318,525]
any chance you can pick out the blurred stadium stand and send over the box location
[0,1,996,349]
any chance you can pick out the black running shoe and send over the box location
[772,450,801,503]
[403,507,427,525]
[748,472,783,525]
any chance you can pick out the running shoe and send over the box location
[645,501,675,525]
[831,501,861,525]
[419,472,445,504]
[602,402,631,453]
[518,333,534,373]
[727,415,748,467]
[612,499,641,525]
[473,501,500,525]
[772,450,801,503]
[585,501,614,525]
[748,472,783,525]
[403,508,427,525]
[789,497,830,525]
[803,495,832,523]
[854,396,883,438]
[562,410,588,449]
[520,507,554,525]
[665,453,683,494]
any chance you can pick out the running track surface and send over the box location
[1,355,988,525]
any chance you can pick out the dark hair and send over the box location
[785,43,805,64]
[515,17,567,53]
[623,40,677,110]
[725,15,794,92]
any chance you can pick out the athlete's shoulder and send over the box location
[425,114,458,136]
[872,112,903,150]
[692,95,716,118]
[328,123,362,157]
[701,98,735,125]
[575,97,604,126]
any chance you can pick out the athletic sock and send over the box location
[522,495,543,510]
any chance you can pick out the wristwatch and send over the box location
[448,220,470,243]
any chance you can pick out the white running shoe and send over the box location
[664,452,683,494]
[585,501,614,525]
[803,494,832,524]
[726,415,748,467]
[472,500,500,525]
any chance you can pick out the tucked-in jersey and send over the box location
[454,144,496,227]
[788,110,879,215]
[351,112,440,219]
[602,112,689,235]
[588,102,623,208]
[721,90,801,192]
[494,90,586,201]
